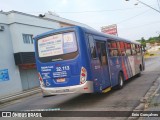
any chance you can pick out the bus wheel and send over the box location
[116,72,124,89]
[42,94,55,98]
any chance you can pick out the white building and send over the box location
[0,10,92,98]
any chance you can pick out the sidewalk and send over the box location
[0,87,41,105]
[147,88,160,111]
[138,86,160,120]
[128,76,160,120]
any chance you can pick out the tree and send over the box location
[148,37,156,44]
[141,37,146,47]
[136,35,160,46]
[157,35,160,43]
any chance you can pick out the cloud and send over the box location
[62,0,67,5]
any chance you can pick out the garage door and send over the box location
[19,68,40,90]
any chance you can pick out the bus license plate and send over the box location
[57,78,65,83]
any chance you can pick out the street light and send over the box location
[126,0,160,13]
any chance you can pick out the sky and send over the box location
[0,0,160,41]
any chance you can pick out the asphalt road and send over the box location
[0,56,160,120]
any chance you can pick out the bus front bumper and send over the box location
[41,81,93,96]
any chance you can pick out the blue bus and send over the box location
[34,26,145,96]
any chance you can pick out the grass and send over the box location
[144,50,160,59]
[144,52,154,58]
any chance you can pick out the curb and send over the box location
[0,87,41,105]
[127,76,160,120]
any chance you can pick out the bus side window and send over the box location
[96,41,107,65]
[125,43,132,56]
[96,42,102,63]
[116,42,121,56]
[139,45,142,54]
[119,41,126,56]
[136,45,141,55]
[101,43,107,65]
[108,40,119,57]
[88,35,97,59]
[131,44,137,55]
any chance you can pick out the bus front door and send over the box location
[96,41,111,90]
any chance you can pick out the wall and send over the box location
[10,23,55,53]
[0,11,61,97]
[0,12,8,24]
[7,12,60,53]
[0,24,22,98]
[60,22,74,28]
[0,10,86,97]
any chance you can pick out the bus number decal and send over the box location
[62,66,70,70]
[56,66,70,72]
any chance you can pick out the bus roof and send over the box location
[81,26,140,45]
[34,26,140,45]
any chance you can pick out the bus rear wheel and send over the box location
[116,72,124,89]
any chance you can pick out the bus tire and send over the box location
[42,92,53,98]
[42,93,48,98]
[116,72,124,89]
[42,94,55,98]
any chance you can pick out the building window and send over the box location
[22,34,33,44]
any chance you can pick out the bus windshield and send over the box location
[37,32,78,62]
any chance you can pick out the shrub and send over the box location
[145,52,150,55]
[150,54,154,56]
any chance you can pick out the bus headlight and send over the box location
[80,67,87,84]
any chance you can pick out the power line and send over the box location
[136,0,160,13]
[119,20,160,30]
[87,9,158,30]
[116,9,150,24]
[25,7,146,14]
[57,7,142,13]
[84,9,151,25]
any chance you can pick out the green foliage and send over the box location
[145,52,150,55]
[150,54,154,56]
[141,37,146,47]
[148,37,156,44]
[136,35,160,46]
